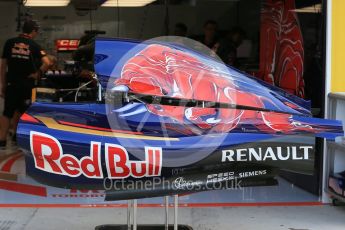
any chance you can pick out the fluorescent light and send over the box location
[292,3,322,13]
[25,0,70,7]
[102,0,156,7]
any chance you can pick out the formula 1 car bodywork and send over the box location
[17,38,343,200]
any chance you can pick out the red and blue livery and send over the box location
[17,38,343,200]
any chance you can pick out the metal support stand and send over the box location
[95,195,192,230]
[165,196,169,230]
[133,199,137,230]
[127,200,132,230]
[174,195,178,230]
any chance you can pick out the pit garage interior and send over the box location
[0,0,345,229]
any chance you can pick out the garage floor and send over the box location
[0,205,345,230]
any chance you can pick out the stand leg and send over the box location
[164,196,169,230]
[127,200,132,230]
[174,195,178,230]
[133,199,138,230]
[96,196,193,230]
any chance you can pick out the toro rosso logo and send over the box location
[30,131,162,179]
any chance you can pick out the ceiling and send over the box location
[0,0,323,8]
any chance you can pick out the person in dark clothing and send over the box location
[73,33,95,68]
[73,33,96,80]
[174,23,188,37]
[217,27,246,67]
[194,20,219,49]
[0,20,50,148]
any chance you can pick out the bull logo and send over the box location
[12,43,31,56]
[114,44,314,135]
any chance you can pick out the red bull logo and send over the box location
[30,131,162,179]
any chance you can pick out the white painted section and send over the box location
[322,0,333,204]
[331,97,345,173]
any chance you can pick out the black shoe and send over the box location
[0,140,7,150]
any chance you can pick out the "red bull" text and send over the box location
[30,131,162,179]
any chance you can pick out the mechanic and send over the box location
[0,20,50,149]
[193,20,219,49]
[174,23,188,37]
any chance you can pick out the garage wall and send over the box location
[0,1,260,56]
[0,2,18,51]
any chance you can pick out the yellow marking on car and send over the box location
[34,116,179,141]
